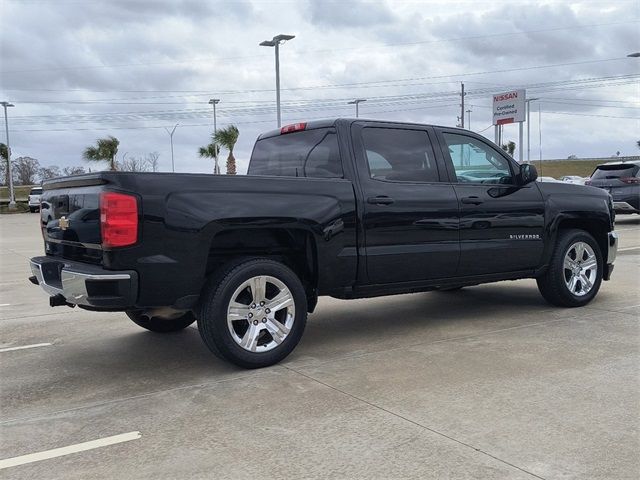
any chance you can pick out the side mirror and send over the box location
[519,163,538,185]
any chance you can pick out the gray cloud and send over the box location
[0,0,638,174]
[306,0,397,28]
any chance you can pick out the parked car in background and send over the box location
[536,176,561,183]
[28,186,43,212]
[586,160,640,214]
[561,175,587,185]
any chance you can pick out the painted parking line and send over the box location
[0,304,10,307]
[0,431,142,470]
[0,343,52,353]
[618,246,640,252]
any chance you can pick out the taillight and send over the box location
[620,177,640,184]
[280,122,306,134]
[100,192,138,248]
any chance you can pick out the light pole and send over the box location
[627,52,640,57]
[164,124,178,173]
[259,34,295,128]
[348,99,366,118]
[538,103,543,175]
[208,98,220,174]
[525,98,539,163]
[1,101,16,210]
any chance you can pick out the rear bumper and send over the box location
[603,231,618,281]
[29,256,137,308]
[613,201,640,214]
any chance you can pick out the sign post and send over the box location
[492,89,526,162]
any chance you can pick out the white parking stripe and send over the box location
[0,343,52,353]
[0,431,141,469]
[0,304,10,307]
[618,246,640,252]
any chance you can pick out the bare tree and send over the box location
[146,152,160,172]
[120,156,150,172]
[13,157,41,185]
[0,143,8,186]
[40,165,61,180]
[62,166,87,176]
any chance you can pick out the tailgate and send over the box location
[41,175,106,265]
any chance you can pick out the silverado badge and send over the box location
[59,216,70,230]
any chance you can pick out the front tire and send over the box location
[536,229,603,307]
[126,310,196,333]
[198,258,307,369]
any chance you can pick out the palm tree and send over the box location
[198,142,221,174]
[83,136,119,171]
[214,125,239,175]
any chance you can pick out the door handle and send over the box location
[367,196,395,205]
[461,196,483,205]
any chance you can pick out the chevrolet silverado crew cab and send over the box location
[29,119,618,368]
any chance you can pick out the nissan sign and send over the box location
[492,89,526,125]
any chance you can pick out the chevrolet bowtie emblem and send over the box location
[59,216,70,230]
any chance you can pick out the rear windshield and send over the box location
[30,187,43,195]
[248,128,343,178]
[591,164,639,180]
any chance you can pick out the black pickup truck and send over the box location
[30,119,618,368]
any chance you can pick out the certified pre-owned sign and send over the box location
[492,89,526,125]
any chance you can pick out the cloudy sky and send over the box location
[1,0,638,174]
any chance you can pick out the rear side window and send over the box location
[362,127,439,182]
[591,164,639,180]
[249,128,342,178]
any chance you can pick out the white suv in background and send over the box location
[28,186,42,213]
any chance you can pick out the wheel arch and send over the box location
[203,226,319,311]
[541,216,610,272]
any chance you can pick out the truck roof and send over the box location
[256,118,467,140]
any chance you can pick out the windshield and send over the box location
[591,164,639,180]
[249,128,342,178]
[30,188,43,195]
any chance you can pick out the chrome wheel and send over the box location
[227,275,295,353]
[563,241,597,297]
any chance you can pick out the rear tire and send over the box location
[29,207,36,213]
[198,258,307,369]
[536,229,603,307]
[126,310,196,333]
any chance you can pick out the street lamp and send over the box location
[525,98,540,163]
[164,124,178,173]
[208,99,220,174]
[259,34,295,128]
[627,52,640,57]
[1,101,16,210]
[348,99,366,118]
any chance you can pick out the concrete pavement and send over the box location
[1,213,638,479]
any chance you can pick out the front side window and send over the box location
[442,133,513,184]
[362,127,439,182]
[249,128,342,178]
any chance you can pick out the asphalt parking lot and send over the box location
[1,213,638,480]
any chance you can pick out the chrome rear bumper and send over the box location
[29,256,137,308]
